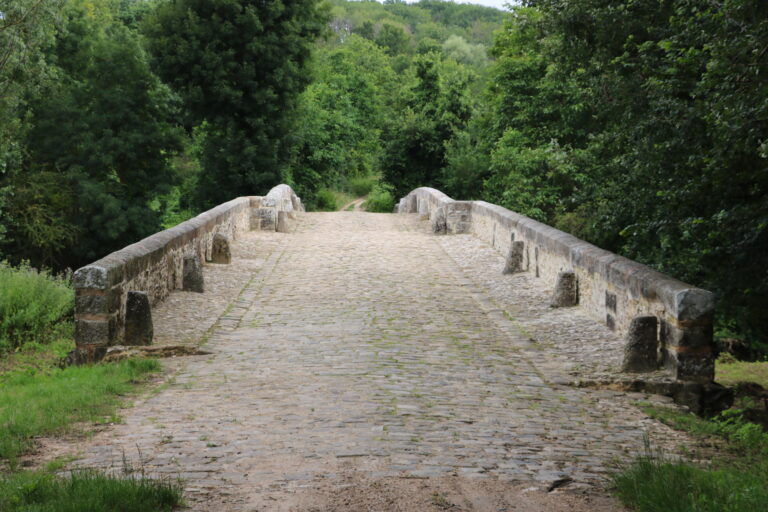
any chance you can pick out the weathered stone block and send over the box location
[75,317,117,346]
[277,211,291,233]
[431,206,447,234]
[621,316,660,372]
[550,271,578,307]
[210,233,231,264]
[257,207,277,231]
[674,350,715,383]
[503,241,525,274]
[124,291,153,346]
[182,254,204,293]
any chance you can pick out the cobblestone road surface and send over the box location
[71,212,689,510]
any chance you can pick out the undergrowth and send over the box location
[0,263,73,352]
[614,406,768,512]
[364,183,395,212]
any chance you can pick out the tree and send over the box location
[144,0,329,208]
[2,0,182,267]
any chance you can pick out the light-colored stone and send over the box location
[209,234,231,264]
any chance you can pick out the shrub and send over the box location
[364,184,395,213]
[313,188,339,211]
[345,175,378,197]
[0,263,73,352]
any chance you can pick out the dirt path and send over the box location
[339,197,366,211]
[64,212,693,511]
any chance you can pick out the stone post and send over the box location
[550,271,578,307]
[124,291,153,346]
[182,254,204,293]
[431,205,447,234]
[210,234,231,264]
[621,316,659,372]
[73,265,121,360]
[503,241,525,274]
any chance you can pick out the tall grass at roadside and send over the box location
[0,469,183,512]
[0,359,161,466]
[0,263,73,352]
[613,407,768,512]
[613,448,768,512]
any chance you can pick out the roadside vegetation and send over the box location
[0,264,184,509]
[614,402,768,511]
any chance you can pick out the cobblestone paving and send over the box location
[72,212,690,510]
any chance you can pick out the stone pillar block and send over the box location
[446,202,472,234]
[550,271,578,307]
[277,211,291,233]
[182,254,204,293]
[621,316,659,372]
[503,241,525,274]
[124,291,153,346]
[431,206,447,234]
[210,233,231,264]
[256,207,277,231]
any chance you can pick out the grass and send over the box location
[613,405,768,512]
[613,445,768,512]
[717,359,768,388]
[0,358,161,467]
[0,263,73,352]
[0,468,183,512]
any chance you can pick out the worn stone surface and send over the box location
[621,317,659,373]
[67,212,695,511]
[124,291,153,346]
[182,255,204,293]
[551,271,578,308]
[209,234,231,264]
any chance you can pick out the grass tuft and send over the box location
[0,469,183,512]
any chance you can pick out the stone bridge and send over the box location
[68,184,720,510]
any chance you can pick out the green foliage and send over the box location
[364,183,395,213]
[0,469,183,512]
[0,358,161,466]
[346,175,378,197]
[382,52,475,198]
[717,360,768,389]
[613,449,768,512]
[144,0,330,208]
[0,263,73,352]
[613,406,768,512]
[474,1,768,349]
[1,0,183,268]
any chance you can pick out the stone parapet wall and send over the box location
[397,187,715,383]
[73,184,303,357]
